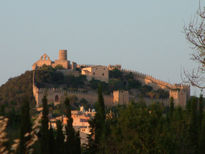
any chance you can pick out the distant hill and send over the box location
[0,71,34,115]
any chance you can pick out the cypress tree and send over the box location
[88,84,105,153]
[49,123,56,154]
[199,115,205,154]
[19,98,31,154]
[40,95,50,154]
[56,120,65,154]
[64,97,80,154]
[74,131,82,154]
[187,97,198,153]
[170,97,174,118]
[199,94,203,130]
[87,118,96,154]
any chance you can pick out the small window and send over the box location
[102,73,104,76]
[55,95,59,102]
[93,72,95,75]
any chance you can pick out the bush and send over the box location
[109,69,123,79]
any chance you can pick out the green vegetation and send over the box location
[1,83,205,153]
[0,71,33,116]
[104,69,169,98]
[85,96,205,154]
[35,65,86,88]
[0,66,169,119]
[64,97,81,154]
[87,85,106,153]
[19,98,32,154]
[40,96,50,154]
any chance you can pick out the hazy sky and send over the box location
[0,0,202,95]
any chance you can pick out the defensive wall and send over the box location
[121,68,190,106]
[33,83,113,107]
[32,49,190,108]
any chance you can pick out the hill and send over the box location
[0,66,169,115]
[0,71,34,115]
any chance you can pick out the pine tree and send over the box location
[40,95,50,154]
[56,120,65,154]
[19,97,31,154]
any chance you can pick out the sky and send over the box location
[0,0,203,95]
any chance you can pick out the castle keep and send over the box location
[32,50,77,70]
[32,50,190,107]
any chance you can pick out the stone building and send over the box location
[32,50,76,70]
[113,90,129,105]
[169,84,190,107]
[32,51,190,108]
[81,65,109,83]
[49,107,95,145]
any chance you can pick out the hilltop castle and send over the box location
[32,50,190,107]
[32,50,77,70]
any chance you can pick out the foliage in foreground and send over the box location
[86,95,205,154]
[1,80,205,154]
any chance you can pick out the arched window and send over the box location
[55,95,59,102]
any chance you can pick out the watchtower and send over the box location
[59,50,67,61]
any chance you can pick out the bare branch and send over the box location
[184,2,205,89]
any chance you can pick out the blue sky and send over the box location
[0,0,202,95]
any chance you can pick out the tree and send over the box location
[49,123,56,154]
[56,120,65,154]
[184,3,205,89]
[170,97,174,118]
[187,97,199,153]
[88,84,106,153]
[64,97,81,154]
[55,64,64,70]
[40,95,50,154]
[199,94,204,130]
[75,131,82,154]
[19,98,32,154]
[199,114,205,154]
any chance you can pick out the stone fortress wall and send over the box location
[33,82,120,107]
[120,68,190,106]
[32,50,190,107]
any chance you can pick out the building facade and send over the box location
[113,90,129,105]
[169,84,190,107]
[81,65,109,83]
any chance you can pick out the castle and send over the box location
[32,50,190,107]
[32,50,77,70]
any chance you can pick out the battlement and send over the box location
[37,87,88,94]
[121,68,190,90]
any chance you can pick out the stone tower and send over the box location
[169,84,190,107]
[59,50,67,61]
[113,90,129,105]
